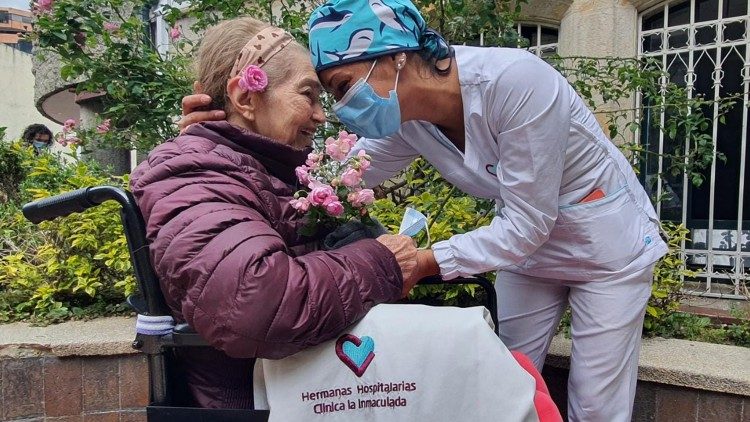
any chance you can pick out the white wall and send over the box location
[0,44,61,141]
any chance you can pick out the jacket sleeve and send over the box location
[432,56,570,279]
[133,151,403,359]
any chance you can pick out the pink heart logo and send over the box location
[335,334,375,377]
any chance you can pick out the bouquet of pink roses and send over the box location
[291,131,376,234]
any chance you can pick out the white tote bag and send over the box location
[253,304,540,422]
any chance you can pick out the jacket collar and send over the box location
[184,121,311,186]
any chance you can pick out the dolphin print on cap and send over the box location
[308,6,353,32]
[324,29,376,62]
[308,0,451,72]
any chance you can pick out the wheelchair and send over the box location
[22,185,499,422]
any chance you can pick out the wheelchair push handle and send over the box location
[22,186,134,224]
[23,187,98,224]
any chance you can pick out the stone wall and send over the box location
[1,354,148,422]
[1,317,749,421]
[543,365,750,421]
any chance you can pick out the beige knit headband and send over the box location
[230,26,294,76]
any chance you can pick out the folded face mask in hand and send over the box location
[399,207,430,246]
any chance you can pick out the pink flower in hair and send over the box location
[239,65,268,93]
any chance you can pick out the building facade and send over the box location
[518,0,749,300]
[0,7,33,54]
[0,43,61,141]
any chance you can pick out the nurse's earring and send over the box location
[394,53,406,90]
[394,52,406,70]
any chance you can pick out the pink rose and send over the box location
[325,137,347,161]
[324,198,345,217]
[357,150,371,171]
[104,22,120,32]
[348,189,375,207]
[59,132,80,146]
[307,179,323,190]
[306,152,322,168]
[96,119,111,134]
[290,197,311,213]
[169,26,182,41]
[339,131,358,149]
[239,65,268,93]
[64,119,77,129]
[309,184,334,206]
[295,165,310,185]
[340,167,362,187]
[36,0,53,12]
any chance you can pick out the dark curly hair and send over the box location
[22,124,54,145]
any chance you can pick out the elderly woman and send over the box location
[129,17,424,408]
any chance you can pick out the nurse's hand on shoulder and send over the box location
[376,234,419,297]
[177,82,225,132]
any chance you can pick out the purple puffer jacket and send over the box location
[130,121,403,408]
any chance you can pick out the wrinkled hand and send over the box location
[177,82,226,133]
[377,234,418,297]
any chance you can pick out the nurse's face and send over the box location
[319,56,403,102]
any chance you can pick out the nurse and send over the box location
[308,1,668,420]
[179,1,668,420]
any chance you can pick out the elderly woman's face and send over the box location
[252,51,326,149]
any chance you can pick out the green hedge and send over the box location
[0,142,134,323]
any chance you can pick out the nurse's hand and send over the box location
[377,234,419,297]
[177,82,226,132]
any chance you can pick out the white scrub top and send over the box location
[356,46,668,282]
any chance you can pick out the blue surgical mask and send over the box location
[32,140,49,151]
[399,206,430,246]
[332,59,402,139]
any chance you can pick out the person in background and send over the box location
[22,124,53,155]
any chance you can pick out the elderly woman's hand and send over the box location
[376,234,419,297]
[177,82,226,132]
[322,219,388,250]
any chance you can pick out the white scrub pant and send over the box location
[496,265,654,422]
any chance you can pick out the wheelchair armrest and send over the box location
[137,276,498,355]
[172,323,210,347]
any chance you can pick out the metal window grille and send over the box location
[639,0,750,299]
[517,23,559,57]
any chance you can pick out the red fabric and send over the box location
[511,351,563,422]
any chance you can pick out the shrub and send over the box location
[644,222,695,333]
[0,140,28,203]
[370,158,495,304]
[0,143,134,323]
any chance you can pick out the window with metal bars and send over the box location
[517,23,559,58]
[639,0,749,298]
